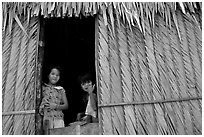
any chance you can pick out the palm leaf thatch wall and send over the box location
[2,16,38,134]
[2,2,202,135]
[97,7,202,135]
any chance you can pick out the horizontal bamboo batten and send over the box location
[2,110,35,116]
[98,96,202,107]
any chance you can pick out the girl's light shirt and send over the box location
[39,84,65,120]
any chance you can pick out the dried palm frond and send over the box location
[2,2,202,37]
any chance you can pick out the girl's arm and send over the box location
[57,91,68,110]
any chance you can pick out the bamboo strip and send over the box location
[156,15,178,135]
[192,15,202,75]
[21,15,30,111]
[177,11,194,134]
[4,19,19,135]
[152,16,175,134]
[127,22,138,135]
[25,17,38,111]
[95,14,102,135]
[2,116,14,134]
[171,13,188,99]
[119,21,132,103]
[164,13,187,134]
[12,17,24,135]
[144,16,164,134]
[166,11,191,134]
[24,17,38,135]
[117,18,129,135]
[189,17,202,96]
[119,20,134,135]
[163,26,180,135]
[25,114,35,135]
[15,16,28,135]
[98,13,112,134]
[136,106,148,134]
[169,11,200,134]
[108,14,122,105]
[2,20,13,113]
[107,15,124,135]
[106,14,117,135]
[133,19,154,134]
[14,115,24,134]
[107,15,117,135]
[139,18,157,135]
[2,110,35,116]
[129,26,143,103]
[182,13,200,134]
[132,25,146,135]
[126,22,139,135]
[177,11,195,97]
[183,13,202,134]
[183,14,201,96]
[106,14,114,135]
[161,15,186,135]
[98,96,202,107]
[21,16,31,135]
[187,13,202,107]
[192,21,202,126]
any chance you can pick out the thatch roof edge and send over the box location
[2,2,202,36]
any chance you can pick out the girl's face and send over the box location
[81,81,92,92]
[48,68,60,85]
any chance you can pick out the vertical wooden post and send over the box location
[43,120,50,135]
[35,17,45,135]
[95,14,102,135]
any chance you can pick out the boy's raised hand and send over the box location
[87,84,95,94]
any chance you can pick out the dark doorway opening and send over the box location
[42,16,96,126]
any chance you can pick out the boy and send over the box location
[77,73,98,123]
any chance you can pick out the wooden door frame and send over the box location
[94,14,102,135]
[35,15,101,135]
[35,16,45,135]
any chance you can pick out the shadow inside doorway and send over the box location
[42,16,96,126]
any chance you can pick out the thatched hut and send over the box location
[2,2,202,135]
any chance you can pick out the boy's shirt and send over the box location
[85,94,97,118]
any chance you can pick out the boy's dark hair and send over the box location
[79,73,94,84]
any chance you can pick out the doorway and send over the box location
[41,16,96,126]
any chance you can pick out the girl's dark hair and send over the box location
[48,65,61,75]
[44,65,62,85]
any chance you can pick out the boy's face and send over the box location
[49,68,60,85]
[81,81,92,92]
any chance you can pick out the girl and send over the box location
[40,66,68,130]
[77,73,98,123]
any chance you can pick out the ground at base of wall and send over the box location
[49,121,99,135]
